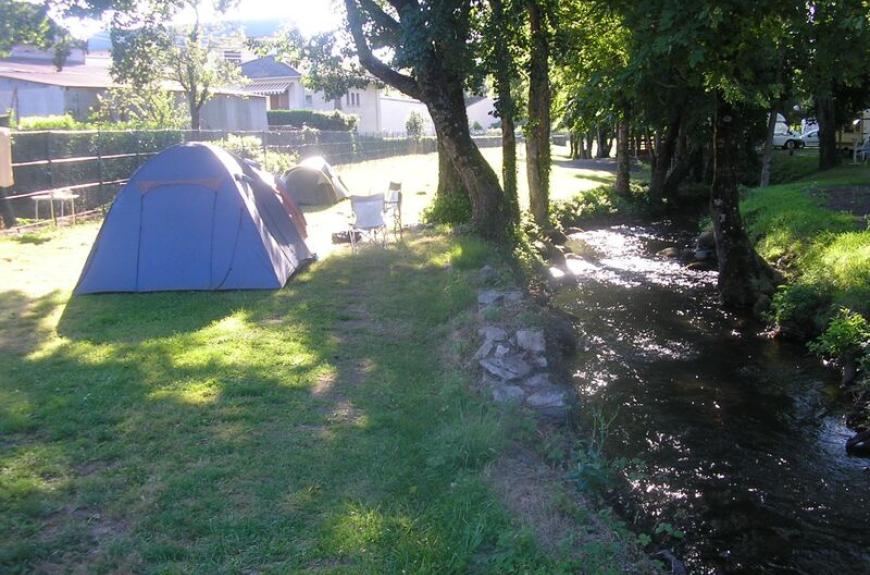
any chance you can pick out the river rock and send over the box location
[478,290,503,306]
[657,246,681,258]
[504,291,523,303]
[696,230,715,250]
[846,429,870,456]
[494,344,511,357]
[472,339,494,361]
[491,383,526,403]
[525,386,567,409]
[479,265,498,285]
[480,356,532,381]
[523,373,552,388]
[516,329,546,354]
[544,228,569,245]
[478,326,507,342]
[686,260,716,272]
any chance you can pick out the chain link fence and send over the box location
[3,129,501,224]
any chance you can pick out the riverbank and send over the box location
[741,163,870,433]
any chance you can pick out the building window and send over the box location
[223,50,241,64]
[305,94,313,106]
[345,92,361,107]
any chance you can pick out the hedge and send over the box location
[267,109,358,131]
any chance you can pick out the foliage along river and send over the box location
[552,223,869,574]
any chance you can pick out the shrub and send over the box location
[267,109,358,131]
[551,181,649,228]
[809,308,870,364]
[216,134,263,160]
[405,111,424,139]
[421,190,472,226]
[767,283,828,338]
[215,134,298,176]
[17,114,82,131]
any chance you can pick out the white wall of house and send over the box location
[0,79,65,117]
[197,93,268,131]
[467,97,498,130]
[305,85,380,133]
[379,96,433,135]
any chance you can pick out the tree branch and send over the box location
[358,0,399,31]
[344,0,421,99]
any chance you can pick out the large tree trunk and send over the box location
[422,78,508,240]
[615,111,631,197]
[759,104,779,187]
[815,94,839,170]
[491,0,519,225]
[711,98,777,311]
[525,0,551,228]
[436,137,464,200]
[649,117,681,203]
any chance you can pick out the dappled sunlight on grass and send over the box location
[0,224,573,572]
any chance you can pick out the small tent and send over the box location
[280,156,350,206]
[75,143,313,294]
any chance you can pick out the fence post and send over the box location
[97,129,103,201]
[262,129,268,160]
[135,131,141,167]
[45,131,53,189]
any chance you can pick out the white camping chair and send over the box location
[384,181,403,241]
[349,195,387,251]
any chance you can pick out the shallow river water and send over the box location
[553,223,870,574]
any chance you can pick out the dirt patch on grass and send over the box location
[816,186,870,221]
[484,447,657,573]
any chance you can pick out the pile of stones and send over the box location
[475,286,570,418]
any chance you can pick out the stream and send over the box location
[553,223,870,574]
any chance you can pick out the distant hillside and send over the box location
[86,19,288,52]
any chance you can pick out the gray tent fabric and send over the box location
[74,143,313,294]
[280,156,350,206]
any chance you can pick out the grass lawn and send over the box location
[742,160,870,314]
[0,148,656,574]
[1,227,562,573]
[302,145,618,256]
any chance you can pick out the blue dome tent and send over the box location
[74,143,313,294]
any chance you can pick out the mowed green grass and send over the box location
[742,161,870,314]
[0,228,564,574]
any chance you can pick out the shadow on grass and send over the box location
[0,233,538,574]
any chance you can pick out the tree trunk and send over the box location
[649,117,681,203]
[436,137,464,200]
[615,112,630,197]
[491,0,519,225]
[759,104,779,187]
[525,0,551,228]
[816,94,839,170]
[710,98,776,311]
[189,97,200,130]
[595,127,609,158]
[422,78,508,240]
[500,114,519,224]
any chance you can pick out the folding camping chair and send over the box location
[384,181,403,241]
[348,194,387,251]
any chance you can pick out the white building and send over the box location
[240,55,434,135]
[465,95,498,131]
[0,51,268,131]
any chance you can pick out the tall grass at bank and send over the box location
[742,164,869,387]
